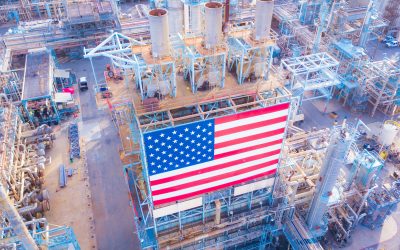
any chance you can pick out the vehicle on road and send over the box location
[382,35,395,43]
[386,40,399,48]
[78,77,89,91]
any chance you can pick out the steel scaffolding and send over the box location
[280,52,339,109]
[227,24,277,85]
[181,34,227,93]
[363,58,400,117]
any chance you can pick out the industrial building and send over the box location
[0,0,400,249]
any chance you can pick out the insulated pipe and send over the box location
[254,0,274,41]
[19,173,25,203]
[16,144,26,168]
[215,199,221,225]
[16,189,39,205]
[148,9,170,58]
[204,2,223,49]
[295,188,315,200]
[224,0,230,24]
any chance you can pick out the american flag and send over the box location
[144,102,290,206]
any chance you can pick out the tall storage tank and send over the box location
[148,8,170,58]
[254,0,274,41]
[204,2,223,48]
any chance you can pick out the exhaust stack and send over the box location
[148,8,170,58]
[254,0,274,41]
[204,2,223,49]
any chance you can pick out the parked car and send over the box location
[382,35,395,43]
[386,40,399,48]
[78,77,89,91]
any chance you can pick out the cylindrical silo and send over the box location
[254,0,274,41]
[204,2,223,49]
[148,9,170,58]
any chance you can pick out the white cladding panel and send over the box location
[234,178,275,196]
[152,197,203,218]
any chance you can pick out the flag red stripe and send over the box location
[151,159,279,196]
[215,102,290,125]
[150,149,281,186]
[153,169,277,206]
[214,116,288,137]
[214,139,283,159]
[214,128,285,149]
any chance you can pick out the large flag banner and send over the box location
[144,102,290,206]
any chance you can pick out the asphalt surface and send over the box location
[62,57,139,250]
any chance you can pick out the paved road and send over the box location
[62,57,139,250]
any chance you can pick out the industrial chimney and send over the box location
[148,8,170,58]
[254,0,274,41]
[204,2,223,49]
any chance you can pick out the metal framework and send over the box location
[227,24,276,85]
[329,39,370,112]
[280,52,339,108]
[84,32,177,100]
[181,35,227,93]
[363,58,400,117]
[122,88,292,249]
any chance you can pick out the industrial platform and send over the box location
[1,0,400,249]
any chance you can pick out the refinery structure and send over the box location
[1,0,400,249]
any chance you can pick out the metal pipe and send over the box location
[0,93,9,102]
[0,186,38,249]
[215,199,221,225]
[19,172,25,203]
[224,0,230,24]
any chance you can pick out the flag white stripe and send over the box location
[151,154,280,191]
[149,143,282,181]
[214,109,289,131]
[214,133,284,155]
[214,122,287,144]
[152,164,278,201]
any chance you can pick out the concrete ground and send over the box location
[60,57,139,250]
[43,122,96,250]
[366,39,400,61]
[299,98,388,131]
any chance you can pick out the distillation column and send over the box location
[306,128,352,234]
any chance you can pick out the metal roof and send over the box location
[22,51,52,100]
